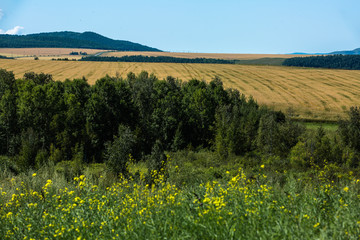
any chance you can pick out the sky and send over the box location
[0,0,359,54]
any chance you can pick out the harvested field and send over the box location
[0,48,106,58]
[102,51,313,60]
[0,58,359,120]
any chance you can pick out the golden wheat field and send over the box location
[0,58,359,120]
[0,48,312,60]
[0,48,106,58]
[101,51,312,60]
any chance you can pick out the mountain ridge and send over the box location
[0,31,161,52]
[290,47,360,55]
[330,48,360,55]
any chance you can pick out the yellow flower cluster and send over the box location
[0,165,359,238]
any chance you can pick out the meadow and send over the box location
[0,58,360,120]
[1,158,360,239]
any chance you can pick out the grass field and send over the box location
[1,162,359,239]
[302,122,339,132]
[0,58,360,120]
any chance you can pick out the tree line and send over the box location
[70,51,88,56]
[79,55,237,64]
[282,55,360,70]
[0,55,14,59]
[0,69,359,177]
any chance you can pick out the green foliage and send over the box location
[0,69,16,95]
[147,140,167,174]
[23,72,53,85]
[104,125,136,177]
[48,144,62,165]
[0,90,18,155]
[2,162,360,239]
[35,149,48,169]
[17,79,65,150]
[289,127,345,168]
[71,144,85,176]
[0,69,18,155]
[16,128,40,171]
[256,112,305,157]
[215,93,265,159]
[0,67,357,174]
[289,141,310,168]
[339,106,360,151]
[0,55,14,59]
[86,76,136,159]
[58,78,90,160]
[342,146,360,168]
[283,54,360,70]
[0,155,17,175]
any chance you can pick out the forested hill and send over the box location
[0,31,162,51]
[330,48,360,55]
[282,55,360,70]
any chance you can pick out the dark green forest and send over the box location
[0,31,161,52]
[0,55,14,60]
[0,69,359,178]
[282,55,360,70]
[79,55,237,64]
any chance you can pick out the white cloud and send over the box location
[0,26,24,35]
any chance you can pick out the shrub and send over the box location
[104,125,135,177]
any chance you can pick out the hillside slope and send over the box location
[330,48,360,55]
[0,31,161,52]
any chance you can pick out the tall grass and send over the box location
[1,159,359,239]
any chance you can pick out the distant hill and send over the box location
[0,31,161,52]
[330,48,360,55]
[289,48,360,55]
[283,55,360,70]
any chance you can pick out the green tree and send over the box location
[150,77,183,150]
[339,106,360,151]
[104,125,136,177]
[86,76,136,161]
[16,128,40,171]
[181,79,214,148]
[58,78,91,160]
[256,111,304,156]
[0,69,18,155]
[147,139,167,178]
[23,72,53,85]
[17,80,65,149]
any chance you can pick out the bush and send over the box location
[339,106,360,151]
[104,125,135,177]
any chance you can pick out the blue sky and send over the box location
[0,0,359,53]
